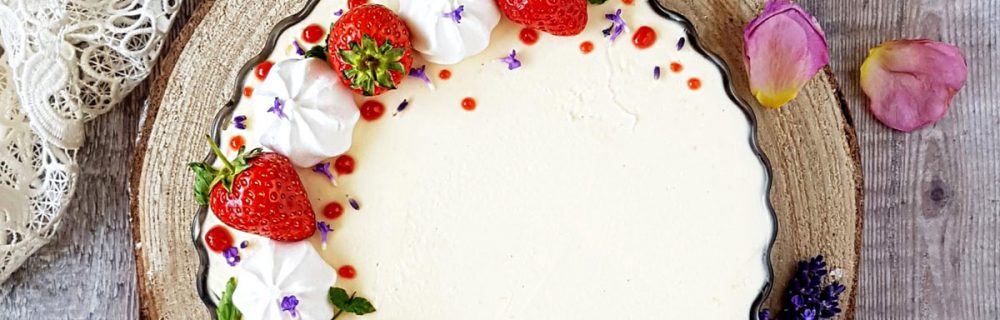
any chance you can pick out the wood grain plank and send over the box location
[800,0,1000,319]
[0,1,203,318]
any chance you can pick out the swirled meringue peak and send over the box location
[251,58,360,168]
[398,0,501,65]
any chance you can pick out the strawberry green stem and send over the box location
[206,134,234,170]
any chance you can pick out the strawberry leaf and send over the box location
[588,0,608,4]
[336,34,406,96]
[305,45,328,61]
[188,162,218,206]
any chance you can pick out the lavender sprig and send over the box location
[602,9,628,42]
[676,36,686,50]
[408,65,434,89]
[233,115,247,130]
[268,97,287,119]
[292,40,305,56]
[280,295,299,318]
[443,5,465,23]
[760,255,845,320]
[222,247,241,267]
[500,50,521,70]
[653,66,661,80]
[394,99,409,116]
[313,162,335,182]
[318,221,333,249]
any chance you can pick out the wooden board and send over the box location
[129,0,863,318]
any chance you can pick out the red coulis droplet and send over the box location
[632,26,657,49]
[461,97,476,111]
[688,78,702,90]
[243,87,254,98]
[302,24,325,44]
[519,28,540,45]
[359,100,385,121]
[580,41,594,54]
[229,135,245,150]
[205,226,234,253]
[323,202,344,220]
[334,155,355,175]
[338,265,357,279]
[670,62,683,73]
[439,69,452,80]
[623,0,634,4]
[254,61,273,81]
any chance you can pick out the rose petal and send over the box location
[743,0,829,109]
[860,39,967,132]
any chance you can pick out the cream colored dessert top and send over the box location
[202,0,773,319]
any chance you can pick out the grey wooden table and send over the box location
[1,0,998,319]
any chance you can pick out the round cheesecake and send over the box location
[199,0,774,319]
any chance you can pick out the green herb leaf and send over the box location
[304,45,328,61]
[588,0,609,4]
[188,162,218,206]
[329,287,376,318]
[217,278,243,320]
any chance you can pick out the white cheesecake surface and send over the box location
[201,0,773,319]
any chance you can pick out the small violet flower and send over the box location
[676,37,686,50]
[348,197,360,210]
[443,5,464,24]
[743,0,829,109]
[602,9,628,42]
[395,99,409,116]
[653,66,661,80]
[860,39,967,132]
[312,162,334,182]
[223,246,240,267]
[233,115,247,130]
[317,221,333,249]
[280,295,299,318]
[292,40,305,56]
[760,255,845,320]
[268,97,287,119]
[500,50,521,70]
[239,240,249,249]
[334,9,344,17]
[408,65,434,89]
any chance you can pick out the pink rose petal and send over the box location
[743,0,829,109]
[860,39,967,132]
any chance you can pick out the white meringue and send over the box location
[232,240,337,320]
[398,0,500,65]
[252,58,359,168]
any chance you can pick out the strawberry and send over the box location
[189,136,316,242]
[328,4,413,96]
[347,0,368,9]
[496,0,588,36]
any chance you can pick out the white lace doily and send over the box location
[0,0,181,291]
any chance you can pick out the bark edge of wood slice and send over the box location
[129,0,864,318]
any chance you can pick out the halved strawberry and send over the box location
[189,136,316,242]
[496,0,588,36]
[328,4,413,96]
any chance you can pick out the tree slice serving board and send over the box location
[129,0,863,318]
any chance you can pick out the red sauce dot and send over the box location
[632,26,657,49]
[229,135,245,150]
[461,97,477,111]
[688,78,702,90]
[323,202,344,220]
[623,0,635,4]
[302,24,325,44]
[205,226,233,253]
[338,265,357,279]
[439,69,452,80]
[254,61,273,81]
[243,87,254,98]
[580,41,594,54]
[359,100,385,121]
[519,28,540,45]
[670,62,683,73]
[334,155,355,175]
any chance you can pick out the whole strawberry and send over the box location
[328,4,413,96]
[496,0,588,36]
[190,136,316,242]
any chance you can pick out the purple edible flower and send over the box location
[317,221,333,248]
[653,66,661,80]
[348,197,360,210]
[280,295,299,318]
[222,247,240,266]
[334,9,344,17]
[268,97,286,119]
[394,99,409,116]
[408,65,434,89]
[602,9,628,42]
[443,5,465,23]
[676,36,686,50]
[500,50,521,70]
[312,162,334,181]
[239,240,249,249]
[292,40,305,56]
[760,255,844,320]
[233,115,247,130]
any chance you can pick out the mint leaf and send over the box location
[588,0,609,4]
[329,287,376,318]
[305,45,328,61]
[217,278,242,320]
